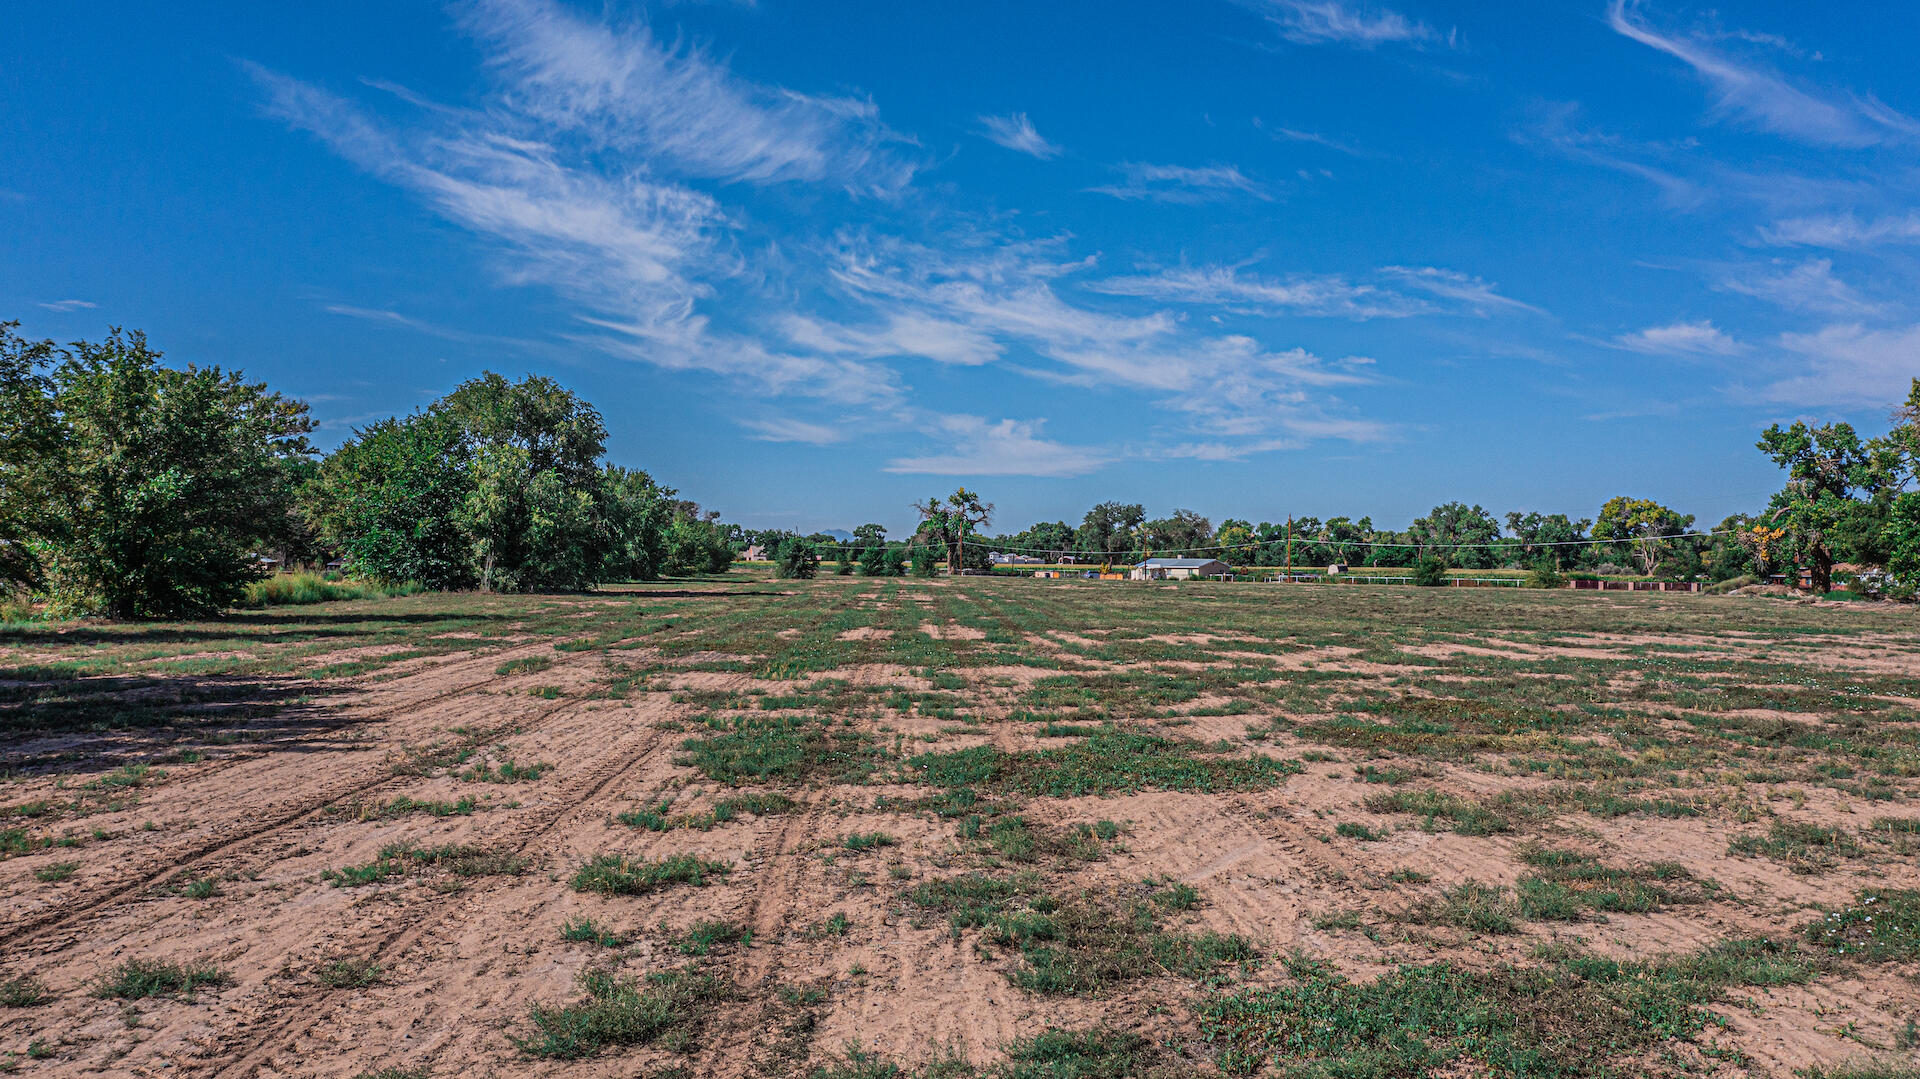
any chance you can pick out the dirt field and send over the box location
[3,577,1918,1078]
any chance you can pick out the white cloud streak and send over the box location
[1758,212,1920,248]
[1237,0,1435,48]
[1769,322,1920,407]
[1090,265,1421,319]
[455,0,919,193]
[884,415,1111,477]
[1606,0,1916,147]
[1717,258,1881,317]
[1379,266,1545,316]
[976,112,1061,159]
[36,299,97,312]
[1087,162,1270,203]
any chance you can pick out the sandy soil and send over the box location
[2,585,1917,1079]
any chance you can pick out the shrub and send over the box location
[515,967,727,1060]
[773,538,818,580]
[0,976,50,1007]
[1412,556,1449,586]
[93,959,234,1000]
[242,573,403,608]
[569,853,730,895]
[1524,560,1564,589]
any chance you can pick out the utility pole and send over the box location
[1284,515,1293,583]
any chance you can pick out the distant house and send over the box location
[744,544,767,561]
[1130,557,1230,580]
[987,552,1046,565]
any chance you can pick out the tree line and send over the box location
[975,383,1920,595]
[0,323,731,618]
[4,320,1916,616]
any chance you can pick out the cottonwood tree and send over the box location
[1755,417,1900,593]
[1593,497,1695,577]
[1505,511,1591,569]
[1885,380,1920,593]
[914,488,993,574]
[444,373,609,592]
[29,328,313,617]
[1077,501,1144,561]
[307,412,475,589]
[1142,509,1212,554]
[1409,502,1501,568]
[1321,516,1373,566]
[0,323,57,595]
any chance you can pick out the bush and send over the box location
[1524,560,1564,589]
[241,572,409,607]
[1705,574,1757,595]
[773,538,818,580]
[1412,556,1449,587]
[911,547,938,578]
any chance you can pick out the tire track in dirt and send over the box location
[4,638,596,947]
[203,691,681,1079]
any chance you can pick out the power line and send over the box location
[955,529,1740,559]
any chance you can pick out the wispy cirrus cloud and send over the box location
[1514,102,1701,206]
[252,1,1389,465]
[1087,162,1270,203]
[1612,319,1744,356]
[975,112,1061,159]
[1254,118,1373,158]
[1089,265,1420,320]
[1379,266,1545,316]
[454,0,919,193]
[1235,0,1437,48]
[1606,0,1917,147]
[1716,258,1881,317]
[885,414,1111,477]
[832,234,1383,453]
[1769,322,1920,406]
[247,0,924,412]
[739,415,849,445]
[1758,212,1920,248]
[36,299,97,312]
[780,311,1002,367]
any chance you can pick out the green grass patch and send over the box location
[1199,938,1814,1077]
[911,730,1300,798]
[679,714,883,785]
[1804,889,1920,961]
[570,853,731,895]
[515,967,730,1060]
[560,916,627,948]
[1364,789,1511,835]
[93,959,234,1001]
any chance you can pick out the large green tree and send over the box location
[914,488,994,573]
[1505,511,1590,569]
[1754,421,1898,593]
[1077,501,1144,561]
[1142,509,1212,555]
[601,465,674,582]
[444,373,610,592]
[28,329,313,617]
[307,413,475,589]
[0,323,58,594]
[1593,497,1695,577]
[311,372,650,593]
[1409,502,1501,569]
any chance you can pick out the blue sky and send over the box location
[6,1,1919,537]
